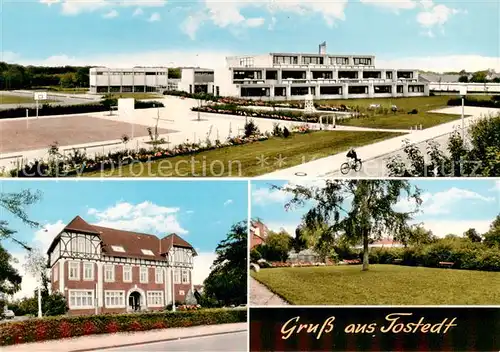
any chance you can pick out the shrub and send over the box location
[447,97,500,109]
[0,308,246,346]
[0,100,164,119]
[283,127,290,138]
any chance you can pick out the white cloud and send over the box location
[396,187,495,216]
[224,199,233,206]
[491,181,500,192]
[39,0,167,15]
[88,201,187,235]
[252,185,290,206]
[133,7,143,16]
[185,0,348,39]
[416,219,493,238]
[148,12,161,22]
[268,16,277,30]
[103,9,118,18]
[181,14,204,40]
[360,0,417,11]
[266,222,298,237]
[416,1,463,37]
[186,210,195,214]
[192,251,217,285]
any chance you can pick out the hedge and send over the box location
[0,100,164,119]
[366,242,500,271]
[447,97,500,109]
[0,308,246,346]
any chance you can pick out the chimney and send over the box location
[319,42,327,55]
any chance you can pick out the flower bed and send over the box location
[268,261,331,268]
[177,304,202,311]
[192,104,321,123]
[340,259,362,265]
[0,308,246,346]
[10,134,269,177]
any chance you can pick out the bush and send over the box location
[0,308,246,346]
[0,100,164,119]
[366,239,500,271]
[447,97,500,109]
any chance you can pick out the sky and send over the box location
[252,179,500,238]
[0,179,248,299]
[1,0,499,72]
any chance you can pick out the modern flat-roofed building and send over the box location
[178,67,215,95]
[47,215,197,315]
[214,42,429,100]
[89,66,177,94]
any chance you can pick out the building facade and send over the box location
[47,216,196,315]
[178,68,216,95]
[214,43,429,100]
[89,67,178,94]
[250,220,269,249]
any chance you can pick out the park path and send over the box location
[250,277,289,306]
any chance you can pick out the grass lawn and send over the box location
[252,265,500,305]
[0,93,39,105]
[337,112,462,129]
[84,130,403,177]
[315,95,477,129]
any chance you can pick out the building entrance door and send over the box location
[129,291,141,311]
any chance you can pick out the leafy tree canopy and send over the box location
[274,180,422,271]
[203,221,247,306]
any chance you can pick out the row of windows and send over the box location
[272,56,371,66]
[94,72,167,76]
[67,261,189,284]
[68,290,166,309]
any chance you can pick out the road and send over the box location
[102,331,247,351]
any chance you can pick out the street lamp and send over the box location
[459,86,467,140]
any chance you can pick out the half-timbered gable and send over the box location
[46,215,197,316]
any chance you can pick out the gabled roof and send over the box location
[161,234,198,256]
[46,216,196,260]
[64,216,100,235]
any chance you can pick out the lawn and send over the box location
[0,93,38,105]
[251,264,500,305]
[84,130,403,177]
[337,112,462,129]
[316,95,471,129]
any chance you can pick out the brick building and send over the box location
[47,216,197,315]
[250,220,269,249]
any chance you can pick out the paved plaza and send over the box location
[0,96,498,176]
[0,115,174,154]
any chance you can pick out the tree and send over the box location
[275,180,422,271]
[396,224,436,246]
[0,189,42,297]
[483,215,500,247]
[470,71,487,83]
[203,221,247,306]
[24,248,50,298]
[60,72,77,88]
[263,230,292,262]
[292,226,308,252]
[458,75,469,83]
[0,244,22,296]
[464,228,482,242]
[296,220,337,262]
[386,114,500,177]
[1,189,42,249]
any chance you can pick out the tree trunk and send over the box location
[362,231,369,271]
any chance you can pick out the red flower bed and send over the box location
[0,309,247,347]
